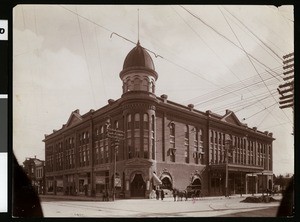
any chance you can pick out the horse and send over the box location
[177,190,187,201]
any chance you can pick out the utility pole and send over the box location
[106,122,124,201]
[277,52,294,110]
[224,134,233,197]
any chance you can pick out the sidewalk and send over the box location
[39,193,282,202]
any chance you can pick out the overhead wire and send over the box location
[91,12,107,101]
[222,6,283,62]
[75,6,96,107]
[213,90,278,113]
[59,5,270,102]
[219,7,291,125]
[243,102,277,121]
[60,5,292,126]
[257,105,277,128]
[191,68,282,107]
[184,65,283,104]
[179,5,282,81]
[171,6,245,91]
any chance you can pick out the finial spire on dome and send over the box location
[137,8,140,43]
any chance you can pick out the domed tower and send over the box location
[119,41,158,96]
[119,42,158,199]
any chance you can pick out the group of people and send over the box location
[102,190,110,201]
[155,188,165,200]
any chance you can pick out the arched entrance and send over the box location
[130,173,146,198]
[192,178,201,187]
[161,174,173,190]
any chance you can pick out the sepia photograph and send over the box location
[12,4,294,217]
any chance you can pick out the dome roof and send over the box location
[123,42,155,71]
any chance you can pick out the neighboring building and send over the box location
[23,156,45,194]
[274,174,293,192]
[43,41,274,198]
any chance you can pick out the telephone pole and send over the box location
[277,52,294,110]
[106,123,124,201]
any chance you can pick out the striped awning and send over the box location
[152,173,162,186]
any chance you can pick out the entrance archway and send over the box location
[130,173,146,198]
[192,178,201,187]
[161,177,172,190]
[191,175,202,189]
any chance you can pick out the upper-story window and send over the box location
[142,78,148,91]
[100,126,104,140]
[134,113,140,157]
[151,115,155,160]
[143,114,149,130]
[214,131,218,143]
[151,81,155,93]
[133,78,141,90]
[184,125,189,163]
[193,128,198,164]
[143,114,149,159]
[134,113,140,129]
[169,122,175,162]
[127,114,132,130]
[115,120,119,129]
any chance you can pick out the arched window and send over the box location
[151,81,155,93]
[133,77,141,90]
[143,113,149,130]
[142,78,148,91]
[100,126,104,140]
[115,120,119,129]
[127,114,132,130]
[134,113,140,129]
[169,123,175,137]
[169,123,175,162]
[134,113,141,157]
[184,125,188,139]
[143,114,149,159]
[184,125,189,163]
[151,115,155,160]
[193,128,198,164]
[127,114,132,159]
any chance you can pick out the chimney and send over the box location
[161,94,168,103]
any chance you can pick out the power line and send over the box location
[184,65,283,104]
[222,6,283,62]
[213,90,277,114]
[257,104,277,128]
[219,7,291,125]
[192,68,282,107]
[179,5,282,81]
[172,6,249,99]
[243,102,277,121]
[92,12,107,101]
[75,6,96,107]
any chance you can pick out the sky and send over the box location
[12,5,294,175]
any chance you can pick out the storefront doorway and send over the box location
[130,173,146,198]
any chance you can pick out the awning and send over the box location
[152,173,162,186]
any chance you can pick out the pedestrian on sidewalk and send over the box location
[155,188,160,200]
[173,188,177,201]
[161,189,165,201]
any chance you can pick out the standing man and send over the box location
[172,188,177,201]
[161,189,165,201]
[155,188,160,200]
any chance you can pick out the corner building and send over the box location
[44,42,274,198]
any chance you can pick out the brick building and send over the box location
[44,41,274,198]
[23,157,45,195]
